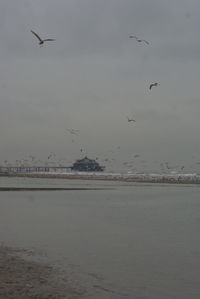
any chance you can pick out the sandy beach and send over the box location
[0,246,85,299]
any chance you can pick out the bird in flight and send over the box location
[149,82,159,90]
[31,30,55,46]
[129,35,149,45]
[127,117,136,123]
[66,129,79,136]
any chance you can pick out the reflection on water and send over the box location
[0,177,200,298]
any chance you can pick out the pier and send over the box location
[0,166,71,174]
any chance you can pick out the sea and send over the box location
[0,176,200,299]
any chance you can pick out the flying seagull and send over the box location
[149,82,159,90]
[127,117,136,123]
[66,129,79,136]
[129,35,149,45]
[31,30,55,46]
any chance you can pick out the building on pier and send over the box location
[71,156,104,172]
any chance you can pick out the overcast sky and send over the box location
[1,0,200,171]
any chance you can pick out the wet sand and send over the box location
[0,246,85,299]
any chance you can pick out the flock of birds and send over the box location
[0,25,190,175]
[17,27,198,175]
[129,35,159,92]
[3,151,195,174]
[30,30,159,125]
[128,35,159,123]
[129,35,159,91]
[28,29,195,174]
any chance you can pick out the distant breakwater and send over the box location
[1,172,200,185]
[0,187,107,191]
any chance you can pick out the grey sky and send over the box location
[1,0,200,171]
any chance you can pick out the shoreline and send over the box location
[1,172,200,185]
[0,187,109,191]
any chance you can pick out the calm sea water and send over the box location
[0,177,200,299]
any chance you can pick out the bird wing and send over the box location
[31,30,43,42]
[67,129,74,134]
[127,117,135,122]
[149,84,153,90]
[142,40,149,45]
[129,35,138,39]
[71,130,79,135]
[43,39,56,42]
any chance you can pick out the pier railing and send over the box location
[0,166,71,174]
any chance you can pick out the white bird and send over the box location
[149,82,159,90]
[129,35,149,45]
[31,30,55,46]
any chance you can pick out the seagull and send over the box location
[127,117,136,123]
[66,129,79,136]
[149,82,159,90]
[129,35,149,45]
[31,30,55,46]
